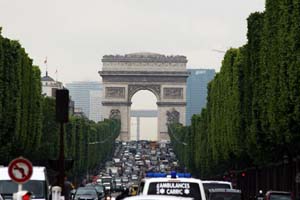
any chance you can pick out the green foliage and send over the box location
[170,0,300,177]
[0,30,121,183]
[0,32,43,162]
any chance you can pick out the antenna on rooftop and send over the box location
[44,57,48,76]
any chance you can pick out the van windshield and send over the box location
[148,182,201,200]
[0,180,45,198]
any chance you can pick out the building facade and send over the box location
[41,72,63,97]
[186,69,215,125]
[89,90,103,122]
[65,81,102,120]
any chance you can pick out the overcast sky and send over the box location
[0,0,265,83]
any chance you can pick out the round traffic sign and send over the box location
[8,157,33,184]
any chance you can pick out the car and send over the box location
[129,184,139,196]
[207,188,241,200]
[73,187,98,200]
[202,181,232,190]
[202,180,232,198]
[265,191,293,200]
[137,172,206,200]
[123,195,194,200]
[86,183,105,199]
[114,178,123,192]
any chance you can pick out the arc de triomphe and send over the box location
[99,52,189,141]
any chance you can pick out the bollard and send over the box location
[51,186,62,200]
[13,191,32,200]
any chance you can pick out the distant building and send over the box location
[89,90,103,122]
[186,69,215,125]
[73,107,87,118]
[41,71,63,97]
[65,81,102,120]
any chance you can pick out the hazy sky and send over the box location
[131,90,157,140]
[0,0,265,83]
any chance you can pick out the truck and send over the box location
[100,175,113,191]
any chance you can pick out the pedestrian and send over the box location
[79,178,86,187]
[64,176,74,200]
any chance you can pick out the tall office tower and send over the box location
[89,90,103,122]
[65,81,102,119]
[186,69,215,125]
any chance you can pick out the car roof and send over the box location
[76,187,98,192]
[208,188,241,193]
[142,177,201,183]
[202,180,232,184]
[266,191,292,195]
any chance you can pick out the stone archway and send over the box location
[99,52,189,141]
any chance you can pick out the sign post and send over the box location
[8,157,33,191]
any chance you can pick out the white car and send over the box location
[124,195,193,200]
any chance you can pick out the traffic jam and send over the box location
[0,141,293,200]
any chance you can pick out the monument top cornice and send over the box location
[102,52,187,63]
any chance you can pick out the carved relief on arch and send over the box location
[109,109,121,120]
[128,84,161,101]
[166,108,180,124]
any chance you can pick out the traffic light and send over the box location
[13,191,32,200]
[56,89,69,122]
[241,172,246,177]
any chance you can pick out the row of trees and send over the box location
[0,28,42,161]
[170,0,300,178]
[0,29,120,183]
[41,97,120,184]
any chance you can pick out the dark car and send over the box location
[208,188,241,200]
[73,187,98,200]
[265,191,293,200]
[94,184,105,199]
[85,184,105,199]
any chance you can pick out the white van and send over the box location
[0,166,50,200]
[138,173,207,200]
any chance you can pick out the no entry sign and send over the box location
[8,157,33,184]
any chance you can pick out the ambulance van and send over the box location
[138,172,207,200]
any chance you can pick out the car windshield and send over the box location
[75,188,97,196]
[0,180,45,198]
[270,194,292,200]
[148,182,201,200]
[209,192,241,200]
[95,185,104,193]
